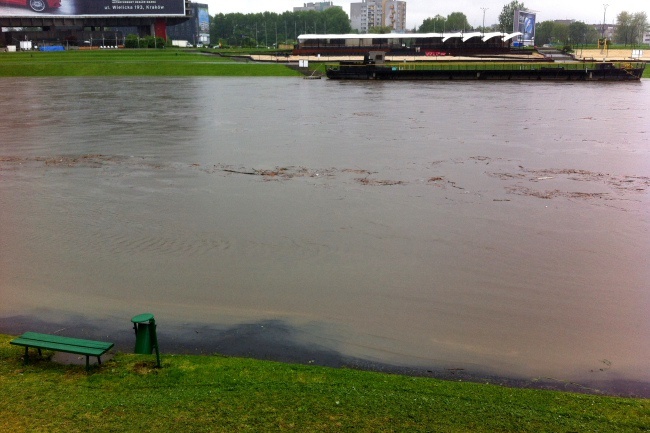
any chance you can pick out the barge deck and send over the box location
[325,53,646,81]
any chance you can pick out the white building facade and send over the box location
[350,0,406,33]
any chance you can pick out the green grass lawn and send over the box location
[1,49,648,79]
[1,334,648,432]
[0,49,301,77]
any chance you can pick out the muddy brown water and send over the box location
[1,77,649,395]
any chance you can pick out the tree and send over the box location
[322,7,353,34]
[418,15,446,33]
[552,24,569,46]
[615,11,633,45]
[535,21,555,45]
[614,11,649,46]
[568,21,598,45]
[446,12,472,32]
[498,1,526,33]
[418,12,471,33]
[535,20,597,46]
[630,12,649,46]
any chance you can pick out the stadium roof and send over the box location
[298,32,524,42]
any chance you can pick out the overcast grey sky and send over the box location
[209,1,649,30]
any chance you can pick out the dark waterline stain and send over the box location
[2,314,648,398]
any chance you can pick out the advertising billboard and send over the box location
[197,5,209,44]
[514,10,536,46]
[0,0,185,16]
[197,5,208,33]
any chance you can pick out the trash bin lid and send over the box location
[131,313,155,323]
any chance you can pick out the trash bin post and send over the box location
[131,313,161,368]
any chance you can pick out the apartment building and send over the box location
[294,2,340,12]
[350,0,406,33]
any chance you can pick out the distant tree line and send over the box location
[535,21,599,46]
[208,1,647,49]
[415,2,529,34]
[211,9,351,47]
[415,1,648,48]
[418,12,473,33]
[614,12,648,46]
[535,12,648,46]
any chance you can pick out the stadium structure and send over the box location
[293,32,527,57]
[0,0,194,47]
[294,11,538,58]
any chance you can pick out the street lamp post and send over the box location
[601,4,609,39]
[481,7,488,36]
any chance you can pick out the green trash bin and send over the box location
[131,313,161,367]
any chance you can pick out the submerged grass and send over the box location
[0,49,301,77]
[0,334,648,432]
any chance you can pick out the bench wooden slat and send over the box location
[16,332,114,351]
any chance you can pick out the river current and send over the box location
[1,77,648,395]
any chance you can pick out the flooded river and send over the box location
[1,77,649,395]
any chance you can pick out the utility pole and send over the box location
[481,7,488,36]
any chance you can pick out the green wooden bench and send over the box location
[10,332,114,370]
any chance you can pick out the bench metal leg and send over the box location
[23,347,44,365]
[85,356,90,371]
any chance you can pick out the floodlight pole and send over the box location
[481,7,488,36]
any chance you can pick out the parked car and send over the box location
[2,0,61,12]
